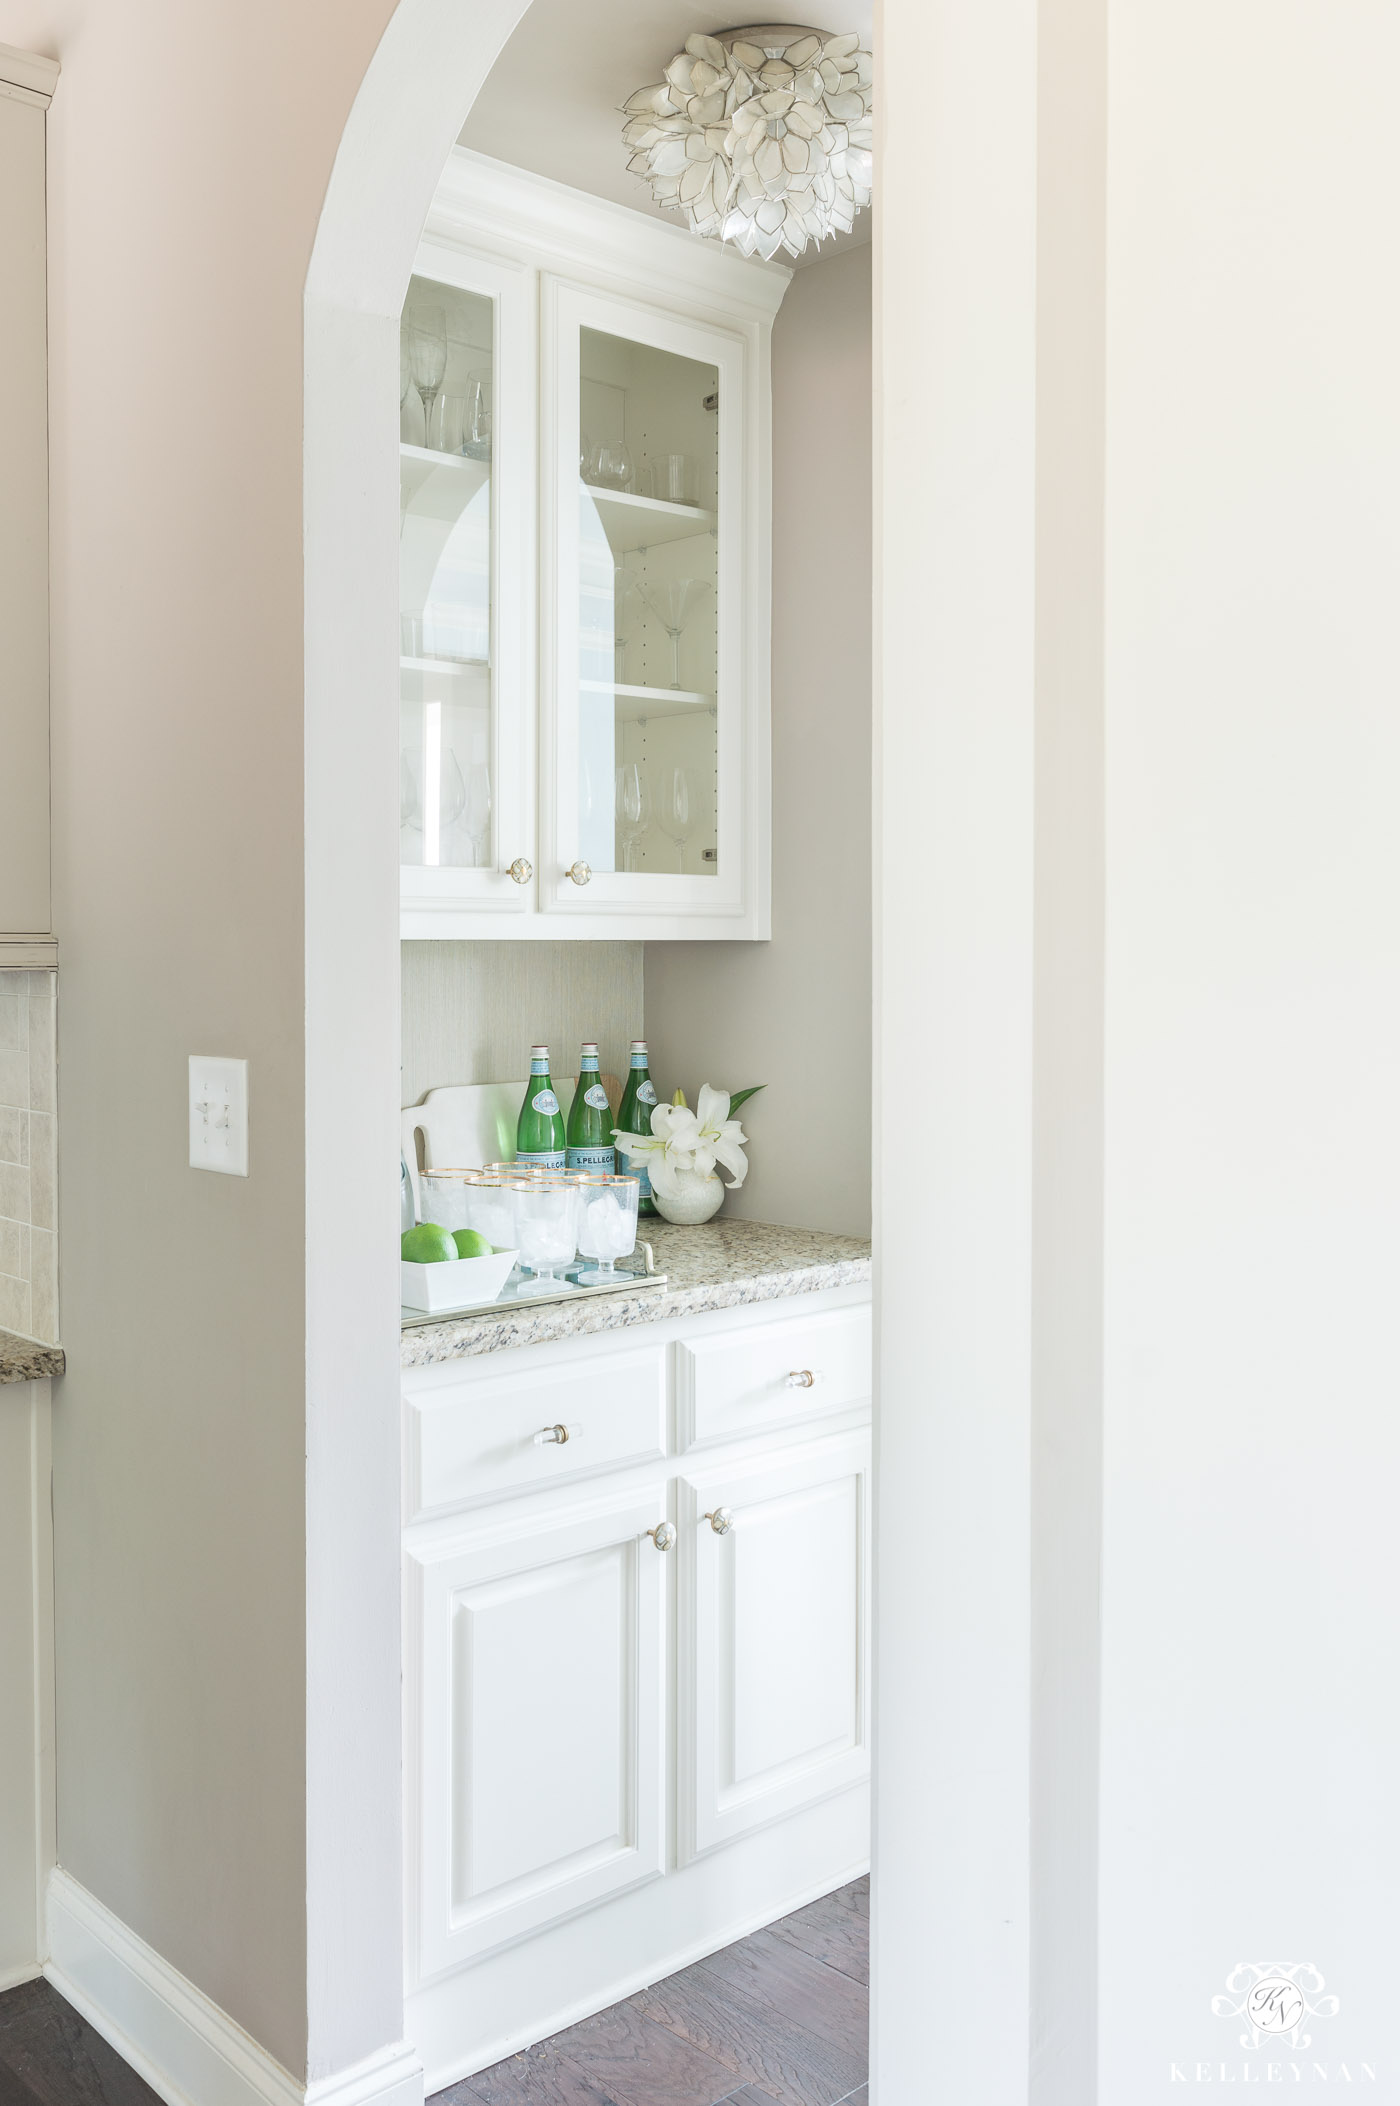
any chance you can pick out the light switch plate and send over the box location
[189,1055,249,1176]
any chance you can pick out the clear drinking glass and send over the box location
[615,760,652,871]
[656,763,694,872]
[639,577,711,690]
[433,394,468,456]
[460,1172,518,1253]
[406,305,448,444]
[585,440,635,491]
[575,1175,640,1283]
[464,370,493,460]
[648,453,698,504]
[512,1180,580,1293]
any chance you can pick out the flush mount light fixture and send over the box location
[621,23,873,263]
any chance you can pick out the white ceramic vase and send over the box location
[652,1169,726,1225]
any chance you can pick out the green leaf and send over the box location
[727,1084,766,1113]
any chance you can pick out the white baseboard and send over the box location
[0,1963,43,1993]
[44,1870,423,2106]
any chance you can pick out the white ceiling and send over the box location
[460,1,875,268]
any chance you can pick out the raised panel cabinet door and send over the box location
[678,1430,871,1863]
[400,241,537,935]
[407,1488,668,1979]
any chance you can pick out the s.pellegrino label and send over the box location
[615,1039,658,1213]
[516,1044,566,1169]
[566,1040,615,1173]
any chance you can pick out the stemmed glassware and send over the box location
[639,577,711,690]
[615,760,652,871]
[461,760,492,868]
[405,305,448,447]
[613,566,645,683]
[656,764,694,873]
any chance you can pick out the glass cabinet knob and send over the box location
[564,860,592,887]
[704,1507,735,1536]
[648,1521,677,1553]
[508,857,533,885]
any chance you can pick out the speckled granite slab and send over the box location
[400,1218,871,1368]
[0,1329,64,1384]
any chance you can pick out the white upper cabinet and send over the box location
[400,150,788,942]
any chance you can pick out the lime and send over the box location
[452,1228,494,1259]
[402,1223,457,1264]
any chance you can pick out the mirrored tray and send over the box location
[400,1241,666,1329]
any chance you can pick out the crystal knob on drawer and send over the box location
[785,1369,818,1388]
[648,1520,677,1552]
[508,857,533,885]
[533,1423,572,1446]
[564,860,591,886]
[704,1507,734,1536]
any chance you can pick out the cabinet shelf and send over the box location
[401,655,490,677]
[580,679,714,723]
[582,484,717,553]
[401,444,491,518]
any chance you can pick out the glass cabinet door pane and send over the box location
[400,274,495,872]
[578,325,719,879]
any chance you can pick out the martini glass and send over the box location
[640,577,711,690]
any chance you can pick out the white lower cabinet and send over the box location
[403,1287,871,2090]
[408,1487,666,1978]
[679,1430,870,1863]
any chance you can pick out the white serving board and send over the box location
[402,1076,618,1221]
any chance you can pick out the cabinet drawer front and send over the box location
[407,1346,667,1520]
[678,1304,871,1449]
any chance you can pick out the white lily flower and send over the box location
[612,1082,751,1199]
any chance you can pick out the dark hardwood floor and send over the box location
[433,1878,869,2106]
[0,1877,868,2106]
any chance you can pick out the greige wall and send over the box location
[401,942,642,1107]
[644,245,872,1236]
[0,0,400,2072]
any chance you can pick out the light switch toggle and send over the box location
[189,1055,249,1176]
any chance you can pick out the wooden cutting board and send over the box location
[402,1075,622,1220]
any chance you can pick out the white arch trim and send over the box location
[302,0,529,2089]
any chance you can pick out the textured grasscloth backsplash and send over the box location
[401,942,644,1108]
[0,969,57,1342]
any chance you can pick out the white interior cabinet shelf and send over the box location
[399,149,789,942]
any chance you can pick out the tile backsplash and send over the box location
[0,970,57,1342]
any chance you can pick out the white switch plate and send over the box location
[189,1055,249,1176]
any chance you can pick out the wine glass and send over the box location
[656,763,694,873]
[615,760,652,872]
[406,305,447,446]
[462,759,492,868]
[639,577,711,690]
[613,567,645,683]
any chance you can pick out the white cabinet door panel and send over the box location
[409,1489,666,1978]
[679,1431,870,1863]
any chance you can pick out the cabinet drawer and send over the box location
[677,1304,871,1450]
[406,1346,667,1520]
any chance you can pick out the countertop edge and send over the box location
[400,1253,871,1368]
[0,1330,65,1385]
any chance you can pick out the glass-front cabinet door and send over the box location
[544,280,754,932]
[399,246,534,932]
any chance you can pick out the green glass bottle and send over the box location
[615,1039,659,1215]
[566,1041,615,1172]
[515,1044,566,1168]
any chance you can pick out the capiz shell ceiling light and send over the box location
[622,23,873,263]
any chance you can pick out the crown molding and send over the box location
[428,148,792,323]
[0,42,59,104]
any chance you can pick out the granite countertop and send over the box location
[400,1217,871,1368]
[0,1329,65,1385]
